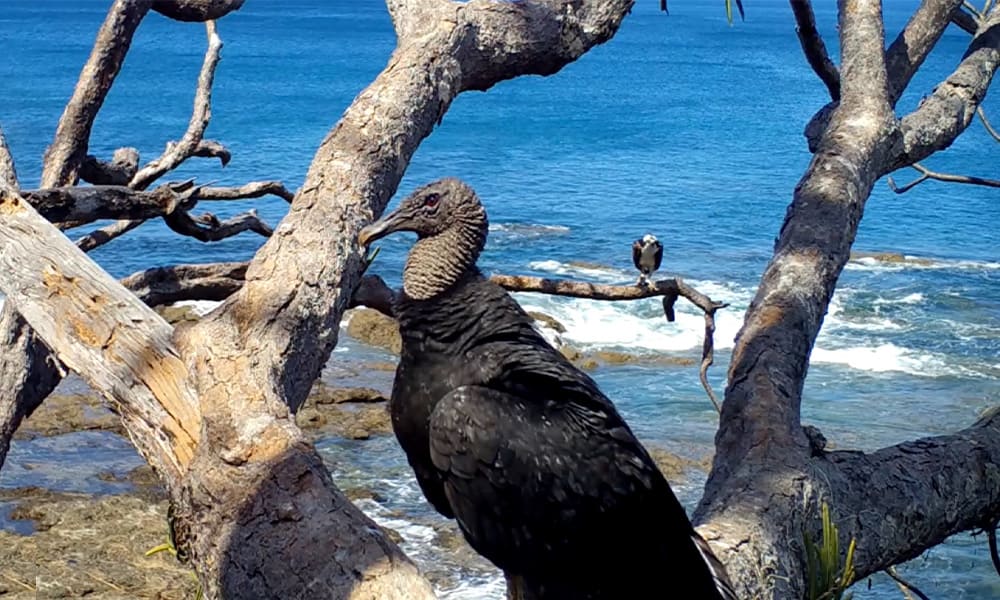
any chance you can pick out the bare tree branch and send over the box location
[0,307,62,472]
[75,219,145,252]
[952,5,981,32]
[894,8,1000,168]
[40,0,153,187]
[121,261,247,306]
[79,147,140,185]
[978,105,1000,140]
[0,125,18,189]
[152,0,245,22]
[789,0,841,101]
[195,180,294,202]
[839,0,892,109]
[163,208,272,241]
[129,20,222,190]
[191,139,231,166]
[885,0,966,104]
[887,161,1000,192]
[22,180,200,226]
[886,566,932,600]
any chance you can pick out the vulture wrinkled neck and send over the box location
[403,216,487,300]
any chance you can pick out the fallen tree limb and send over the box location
[0,185,200,482]
[75,218,146,252]
[120,261,248,307]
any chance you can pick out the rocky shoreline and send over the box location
[0,306,713,598]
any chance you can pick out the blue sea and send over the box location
[1,1,998,597]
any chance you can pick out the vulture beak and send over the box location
[358,207,410,247]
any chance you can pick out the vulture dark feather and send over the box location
[359,178,737,600]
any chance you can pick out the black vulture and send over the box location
[632,233,664,288]
[359,178,736,600]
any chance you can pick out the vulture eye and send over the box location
[423,193,441,208]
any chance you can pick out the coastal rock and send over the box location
[527,311,567,333]
[310,383,388,405]
[646,445,712,481]
[590,350,697,367]
[345,308,402,354]
[16,394,124,439]
[154,303,200,325]
[850,251,934,266]
[0,489,196,599]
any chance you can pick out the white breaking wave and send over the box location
[873,292,924,306]
[810,343,949,376]
[490,223,570,234]
[174,299,222,316]
[512,259,992,379]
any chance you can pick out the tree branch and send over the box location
[129,20,222,190]
[952,5,981,33]
[0,186,200,482]
[789,0,841,101]
[75,219,145,252]
[79,147,140,185]
[163,208,272,241]
[194,181,294,202]
[838,0,892,110]
[22,180,200,226]
[152,0,245,22]
[191,139,231,166]
[821,410,1000,582]
[887,161,1000,192]
[121,261,247,307]
[885,0,966,104]
[40,0,153,187]
[978,105,1000,140]
[893,8,1000,169]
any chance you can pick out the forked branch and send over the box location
[130,20,223,190]
[789,0,841,101]
[887,161,1000,193]
[164,208,273,241]
[40,0,153,187]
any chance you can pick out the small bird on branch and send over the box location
[632,233,663,288]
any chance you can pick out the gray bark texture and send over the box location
[693,1,1000,598]
[1,0,998,598]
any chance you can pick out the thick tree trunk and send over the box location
[0,1,634,597]
[693,2,1000,598]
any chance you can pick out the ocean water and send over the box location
[1,0,999,598]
